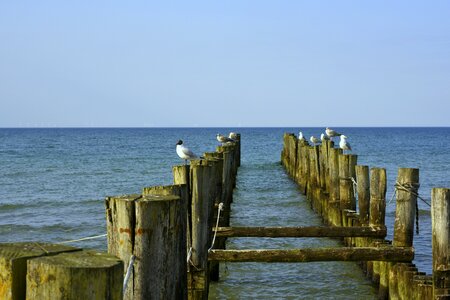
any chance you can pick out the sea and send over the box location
[1,127,449,299]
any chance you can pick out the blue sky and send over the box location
[1,1,449,127]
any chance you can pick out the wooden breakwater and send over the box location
[281,132,450,299]
[105,134,241,300]
[0,134,241,300]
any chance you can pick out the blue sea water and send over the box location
[0,127,449,299]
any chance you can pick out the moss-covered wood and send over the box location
[0,242,78,300]
[26,250,122,300]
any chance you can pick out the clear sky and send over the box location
[1,1,449,127]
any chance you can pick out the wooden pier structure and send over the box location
[1,132,449,299]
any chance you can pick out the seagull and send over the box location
[310,136,321,146]
[217,133,234,144]
[229,132,238,140]
[176,140,198,164]
[339,135,352,153]
[298,131,307,143]
[320,133,330,142]
[325,127,342,141]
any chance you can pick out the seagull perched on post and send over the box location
[229,132,238,140]
[325,127,342,141]
[310,136,321,146]
[339,135,352,153]
[176,140,198,164]
[217,133,234,144]
[298,131,307,143]
[320,133,330,142]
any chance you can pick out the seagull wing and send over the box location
[181,146,197,158]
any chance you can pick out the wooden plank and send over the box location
[208,247,414,263]
[213,226,387,238]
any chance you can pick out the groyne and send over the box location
[281,132,450,299]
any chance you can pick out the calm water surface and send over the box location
[1,127,449,299]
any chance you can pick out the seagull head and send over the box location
[341,135,347,139]
[176,140,183,145]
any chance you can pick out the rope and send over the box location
[208,202,224,252]
[56,233,108,244]
[351,177,358,200]
[392,181,430,235]
[187,247,193,264]
[394,182,430,207]
[123,255,136,296]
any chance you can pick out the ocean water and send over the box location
[1,127,449,299]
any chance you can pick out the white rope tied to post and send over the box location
[186,247,193,264]
[208,202,224,252]
[123,254,136,296]
[56,233,107,244]
[351,177,358,200]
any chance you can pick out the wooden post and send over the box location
[393,168,419,248]
[338,154,358,211]
[432,188,450,298]
[216,147,233,206]
[382,168,417,299]
[0,242,78,300]
[328,148,342,226]
[134,194,186,300]
[105,194,139,300]
[188,161,213,300]
[368,168,387,284]
[106,193,187,300]
[355,165,370,224]
[26,250,123,299]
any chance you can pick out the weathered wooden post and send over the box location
[328,148,342,226]
[203,154,224,281]
[299,142,310,195]
[105,192,187,300]
[188,160,213,300]
[368,168,387,284]
[384,168,419,300]
[26,250,123,299]
[105,194,139,300]
[338,154,358,211]
[432,188,450,298]
[355,165,370,224]
[0,242,78,300]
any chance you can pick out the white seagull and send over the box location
[310,136,321,146]
[298,131,307,143]
[176,140,198,164]
[217,133,234,144]
[325,127,342,140]
[229,132,238,140]
[320,133,330,142]
[339,135,352,153]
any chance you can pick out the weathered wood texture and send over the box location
[214,226,386,238]
[208,247,414,263]
[355,165,370,224]
[393,168,419,248]
[338,154,358,210]
[0,242,78,300]
[134,194,186,300]
[105,192,187,300]
[432,188,450,297]
[26,250,123,300]
[369,168,387,228]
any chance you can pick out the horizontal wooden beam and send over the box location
[214,226,386,238]
[208,247,414,263]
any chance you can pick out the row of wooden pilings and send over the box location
[0,135,240,300]
[106,136,240,300]
[281,133,450,299]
